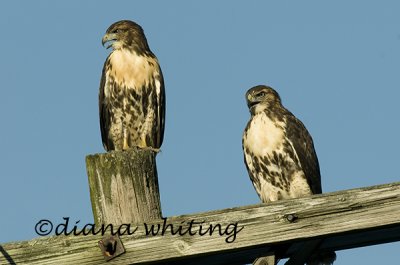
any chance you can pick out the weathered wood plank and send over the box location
[1,182,399,265]
[85,149,162,225]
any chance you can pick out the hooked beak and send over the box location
[102,33,118,49]
[248,101,258,110]
[246,93,256,109]
[246,94,262,113]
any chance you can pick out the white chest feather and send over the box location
[244,114,285,157]
[107,50,158,89]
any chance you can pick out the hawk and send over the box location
[99,20,165,151]
[242,85,336,265]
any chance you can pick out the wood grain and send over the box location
[85,149,162,225]
[1,182,399,265]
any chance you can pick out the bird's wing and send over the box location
[99,60,112,151]
[285,111,322,194]
[154,65,165,149]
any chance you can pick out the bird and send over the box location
[242,85,336,265]
[99,20,165,152]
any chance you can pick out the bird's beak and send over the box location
[102,33,118,49]
[246,94,255,109]
[248,101,257,110]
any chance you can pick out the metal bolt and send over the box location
[285,214,298,223]
[98,235,125,261]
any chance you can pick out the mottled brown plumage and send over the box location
[243,85,321,201]
[242,85,335,265]
[99,20,165,151]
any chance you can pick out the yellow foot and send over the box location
[137,146,161,153]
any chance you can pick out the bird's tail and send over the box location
[306,250,336,265]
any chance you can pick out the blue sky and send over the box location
[0,1,399,264]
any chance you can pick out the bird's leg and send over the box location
[136,137,161,153]
[123,129,130,150]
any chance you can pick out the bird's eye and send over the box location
[113,29,121,33]
[257,92,266,98]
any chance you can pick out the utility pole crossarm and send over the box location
[1,182,400,265]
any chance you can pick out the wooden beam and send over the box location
[1,182,400,265]
[85,149,162,225]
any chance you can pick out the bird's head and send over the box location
[102,20,149,52]
[246,85,282,114]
